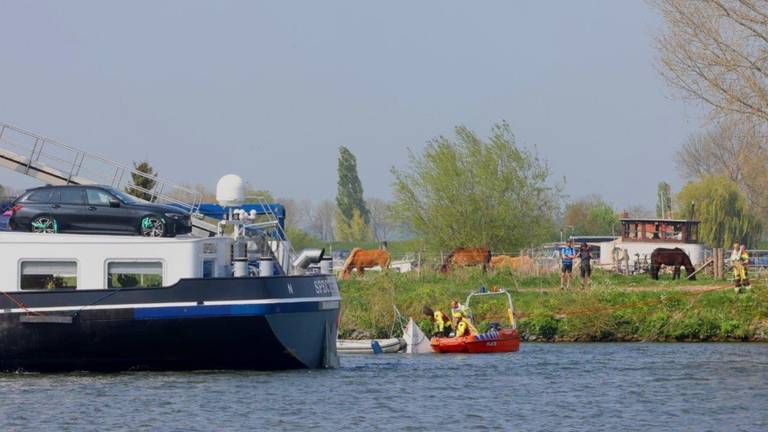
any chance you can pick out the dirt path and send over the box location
[514,284,732,293]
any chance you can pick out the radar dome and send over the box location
[216,174,245,207]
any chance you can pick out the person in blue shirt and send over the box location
[560,240,577,289]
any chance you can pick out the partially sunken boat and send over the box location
[0,176,339,372]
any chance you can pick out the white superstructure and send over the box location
[0,232,231,292]
[598,218,706,268]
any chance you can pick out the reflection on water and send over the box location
[1,344,767,431]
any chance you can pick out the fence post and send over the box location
[417,252,422,279]
[714,248,724,280]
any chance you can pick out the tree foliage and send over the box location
[676,176,762,247]
[391,122,561,251]
[285,226,321,251]
[336,146,371,241]
[336,208,373,242]
[127,160,158,201]
[626,204,655,219]
[676,119,768,219]
[367,198,397,242]
[336,147,369,222]
[653,0,768,123]
[656,182,672,218]
[563,195,618,236]
[307,199,337,241]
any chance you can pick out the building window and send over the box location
[20,261,77,290]
[107,261,163,288]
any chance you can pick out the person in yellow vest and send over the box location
[739,245,751,291]
[455,316,472,337]
[730,243,751,293]
[450,299,477,337]
[422,306,453,337]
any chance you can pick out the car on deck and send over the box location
[8,185,192,237]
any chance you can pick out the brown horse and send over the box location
[650,248,696,280]
[440,247,491,273]
[340,248,391,279]
[491,255,535,273]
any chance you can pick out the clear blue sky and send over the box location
[0,1,703,210]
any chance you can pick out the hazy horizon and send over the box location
[0,1,704,210]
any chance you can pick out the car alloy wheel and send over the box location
[140,216,165,237]
[30,216,58,234]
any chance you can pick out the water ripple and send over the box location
[0,344,767,431]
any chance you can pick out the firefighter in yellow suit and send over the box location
[730,243,751,293]
[450,299,477,337]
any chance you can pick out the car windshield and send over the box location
[106,188,141,205]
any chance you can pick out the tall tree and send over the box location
[656,181,672,218]
[653,0,768,123]
[564,195,618,236]
[336,146,371,241]
[392,122,561,251]
[336,147,369,223]
[676,176,762,247]
[127,160,158,202]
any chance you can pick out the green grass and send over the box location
[338,269,768,342]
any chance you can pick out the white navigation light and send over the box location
[216,174,245,207]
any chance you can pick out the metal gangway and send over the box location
[0,122,222,235]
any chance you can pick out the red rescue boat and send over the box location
[431,288,520,354]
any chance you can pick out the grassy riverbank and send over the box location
[338,270,768,342]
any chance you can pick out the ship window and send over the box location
[203,260,215,278]
[20,261,77,290]
[107,261,163,288]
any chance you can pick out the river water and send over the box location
[0,343,766,431]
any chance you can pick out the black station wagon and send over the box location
[8,185,192,237]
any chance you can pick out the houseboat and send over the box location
[598,218,705,269]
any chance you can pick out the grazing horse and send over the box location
[440,247,491,273]
[491,255,535,274]
[340,248,391,279]
[650,248,696,280]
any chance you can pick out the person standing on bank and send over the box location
[560,240,577,289]
[578,242,592,288]
[730,243,751,293]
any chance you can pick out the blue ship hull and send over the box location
[0,275,340,372]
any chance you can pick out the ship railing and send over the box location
[0,122,203,215]
[241,194,298,273]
